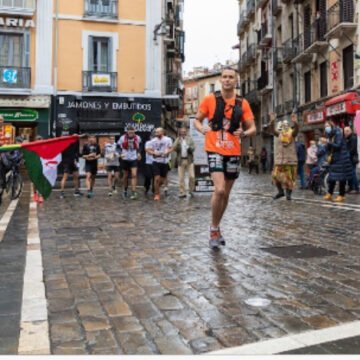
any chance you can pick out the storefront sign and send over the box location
[0,109,39,122]
[91,73,111,87]
[305,109,325,124]
[326,102,346,116]
[0,17,35,28]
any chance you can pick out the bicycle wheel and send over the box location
[11,172,23,200]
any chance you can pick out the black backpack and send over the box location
[210,91,243,134]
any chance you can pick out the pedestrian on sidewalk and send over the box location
[82,135,101,199]
[60,140,82,199]
[269,112,299,201]
[104,135,121,197]
[247,146,259,174]
[344,126,359,194]
[144,136,154,195]
[194,67,256,250]
[145,127,173,201]
[118,126,142,200]
[260,147,267,173]
[323,121,353,202]
[295,138,306,189]
[172,127,196,198]
[306,140,318,175]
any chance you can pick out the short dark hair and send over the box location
[127,126,135,131]
[221,66,238,75]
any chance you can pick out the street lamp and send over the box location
[153,19,169,42]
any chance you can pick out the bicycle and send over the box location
[0,154,23,202]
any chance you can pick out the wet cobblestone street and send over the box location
[0,171,360,354]
[36,172,360,354]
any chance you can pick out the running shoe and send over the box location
[74,190,83,197]
[87,191,93,199]
[164,187,169,196]
[209,228,222,250]
[60,191,65,199]
[108,191,113,197]
[130,192,138,200]
[113,188,118,194]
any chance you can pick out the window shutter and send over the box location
[107,37,112,72]
[24,32,30,67]
[88,36,94,71]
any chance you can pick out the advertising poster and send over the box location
[189,117,214,192]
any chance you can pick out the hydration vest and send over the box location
[210,91,243,134]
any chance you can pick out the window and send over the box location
[304,70,311,103]
[84,0,117,18]
[89,37,111,72]
[289,14,294,39]
[0,33,30,67]
[210,83,215,93]
[319,62,327,97]
[343,44,353,89]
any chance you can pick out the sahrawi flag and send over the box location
[0,135,79,199]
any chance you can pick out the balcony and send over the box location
[273,48,283,71]
[282,37,298,63]
[166,72,181,95]
[257,70,272,94]
[246,0,255,18]
[304,19,328,53]
[82,71,117,92]
[292,34,312,63]
[84,0,118,18]
[325,1,356,39]
[237,12,247,35]
[245,44,257,66]
[0,66,30,90]
[284,99,298,114]
[258,22,272,49]
[0,0,35,15]
[272,0,282,15]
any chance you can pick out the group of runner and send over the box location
[60,126,173,201]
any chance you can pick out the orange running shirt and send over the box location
[199,93,254,156]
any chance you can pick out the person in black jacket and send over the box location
[295,139,306,189]
[344,126,359,193]
[323,121,353,202]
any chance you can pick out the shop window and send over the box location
[304,71,311,103]
[89,36,111,72]
[0,33,30,67]
[319,61,327,98]
[343,44,353,90]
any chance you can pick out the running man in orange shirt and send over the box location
[194,67,256,250]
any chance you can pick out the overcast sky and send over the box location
[183,0,239,73]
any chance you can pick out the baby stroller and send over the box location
[308,163,329,195]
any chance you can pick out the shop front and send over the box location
[0,96,51,141]
[302,107,326,147]
[325,91,360,128]
[55,95,162,176]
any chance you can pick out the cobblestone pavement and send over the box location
[1,171,360,354]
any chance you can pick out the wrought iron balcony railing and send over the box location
[246,0,255,18]
[166,72,181,95]
[0,66,30,89]
[326,1,355,34]
[82,71,117,92]
[84,0,118,18]
[282,37,298,62]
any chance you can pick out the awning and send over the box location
[325,92,360,117]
